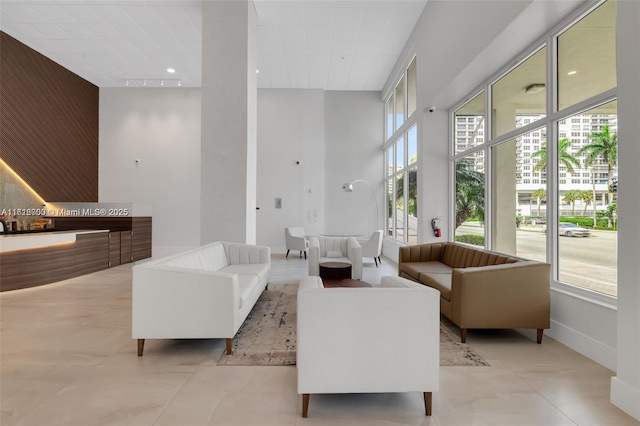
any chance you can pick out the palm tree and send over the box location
[580,190,594,216]
[578,125,618,204]
[531,138,580,174]
[455,158,484,228]
[563,190,581,216]
[531,188,546,217]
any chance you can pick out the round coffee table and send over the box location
[319,261,352,280]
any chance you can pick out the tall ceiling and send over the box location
[0,0,427,90]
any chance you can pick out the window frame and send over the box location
[384,54,418,243]
[448,0,618,305]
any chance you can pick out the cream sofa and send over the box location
[399,242,550,344]
[132,241,270,356]
[308,236,362,279]
[297,275,440,418]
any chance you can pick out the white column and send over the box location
[200,0,257,244]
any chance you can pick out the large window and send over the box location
[451,0,617,297]
[557,102,617,295]
[454,152,485,247]
[454,92,485,155]
[385,55,418,243]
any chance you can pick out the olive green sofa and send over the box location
[398,242,550,344]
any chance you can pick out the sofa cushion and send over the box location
[419,272,452,301]
[238,274,260,309]
[221,263,270,284]
[164,242,228,271]
[319,257,352,265]
[400,261,452,282]
[326,250,343,258]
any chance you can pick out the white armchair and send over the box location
[284,227,308,259]
[297,275,440,418]
[308,236,362,280]
[358,230,383,267]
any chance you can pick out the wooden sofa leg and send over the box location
[286,249,290,258]
[537,329,544,344]
[304,251,307,259]
[424,392,432,416]
[226,338,232,355]
[302,394,309,418]
[460,329,467,343]
[137,339,145,357]
[374,258,378,267]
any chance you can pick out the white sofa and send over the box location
[132,241,270,356]
[308,236,363,280]
[297,275,440,418]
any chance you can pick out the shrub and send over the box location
[455,234,485,246]
[559,217,609,229]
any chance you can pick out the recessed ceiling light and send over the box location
[524,83,545,94]
[256,69,260,73]
[167,68,176,74]
[567,70,577,75]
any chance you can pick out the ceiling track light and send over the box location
[123,79,183,87]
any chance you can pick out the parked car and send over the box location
[558,222,590,237]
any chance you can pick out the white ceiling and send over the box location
[0,0,427,91]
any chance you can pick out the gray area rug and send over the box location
[218,282,489,367]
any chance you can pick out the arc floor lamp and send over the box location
[342,179,379,231]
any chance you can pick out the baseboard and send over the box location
[611,377,640,421]
[546,319,617,371]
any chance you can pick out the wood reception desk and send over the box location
[0,211,152,292]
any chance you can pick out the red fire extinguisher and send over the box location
[431,218,442,238]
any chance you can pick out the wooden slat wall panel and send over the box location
[52,217,133,232]
[0,31,99,202]
[109,232,121,267]
[74,233,109,275]
[50,216,151,263]
[120,232,132,264]
[0,232,109,292]
[132,217,152,260]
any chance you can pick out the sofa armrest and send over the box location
[346,237,362,280]
[132,264,240,339]
[308,237,320,276]
[450,261,550,329]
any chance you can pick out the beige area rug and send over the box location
[217,282,489,367]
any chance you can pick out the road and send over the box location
[456,223,617,296]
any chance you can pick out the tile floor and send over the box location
[1,253,638,426]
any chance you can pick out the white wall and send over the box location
[256,89,325,251]
[99,88,202,257]
[324,91,383,237]
[256,89,382,251]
